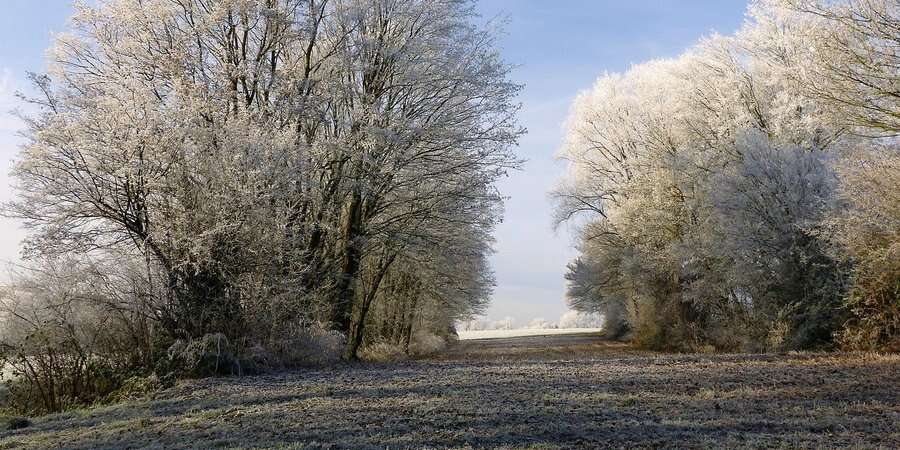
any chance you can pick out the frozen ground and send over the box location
[1,333,899,449]
[457,328,603,340]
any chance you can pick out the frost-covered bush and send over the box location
[359,342,407,362]
[258,323,345,368]
[165,334,241,378]
[408,331,447,356]
[103,374,167,403]
[0,257,157,414]
[832,149,900,351]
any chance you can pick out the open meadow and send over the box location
[2,334,898,449]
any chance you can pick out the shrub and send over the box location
[839,243,900,351]
[4,416,30,430]
[103,374,168,404]
[358,342,407,362]
[831,150,900,351]
[165,334,241,378]
[0,258,156,414]
[241,322,345,370]
[0,356,127,415]
[408,331,447,356]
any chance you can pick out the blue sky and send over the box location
[0,0,749,325]
[0,1,77,280]
[475,0,748,325]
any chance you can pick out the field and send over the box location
[457,328,603,340]
[1,334,899,449]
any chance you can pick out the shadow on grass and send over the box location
[1,341,898,449]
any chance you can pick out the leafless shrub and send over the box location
[165,334,241,378]
[0,256,158,414]
[358,342,407,363]
[255,323,345,368]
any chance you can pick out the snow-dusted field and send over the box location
[458,327,603,340]
[2,334,899,449]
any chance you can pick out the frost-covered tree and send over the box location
[5,0,521,362]
[556,0,899,352]
[9,0,323,340]
[743,0,900,349]
[563,255,629,337]
[555,27,850,350]
[746,0,900,135]
[698,132,846,349]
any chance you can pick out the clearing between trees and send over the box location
[1,333,897,449]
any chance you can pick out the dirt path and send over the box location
[1,334,899,449]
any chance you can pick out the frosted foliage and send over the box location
[554,0,896,351]
[745,0,900,134]
[4,0,522,366]
[558,310,604,329]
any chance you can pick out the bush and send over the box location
[0,357,128,415]
[408,331,447,356]
[103,374,168,404]
[831,151,900,351]
[242,323,345,370]
[631,300,685,352]
[4,416,30,430]
[839,243,900,351]
[165,334,241,378]
[0,258,156,414]
[358,342,407,362]
[272,323,344,367]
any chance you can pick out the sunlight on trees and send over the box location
[1,0,521,414]
[555,0,899,352]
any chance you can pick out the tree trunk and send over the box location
[402,295,418,354]
[344,252,396,360]
[331,190,363,333]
